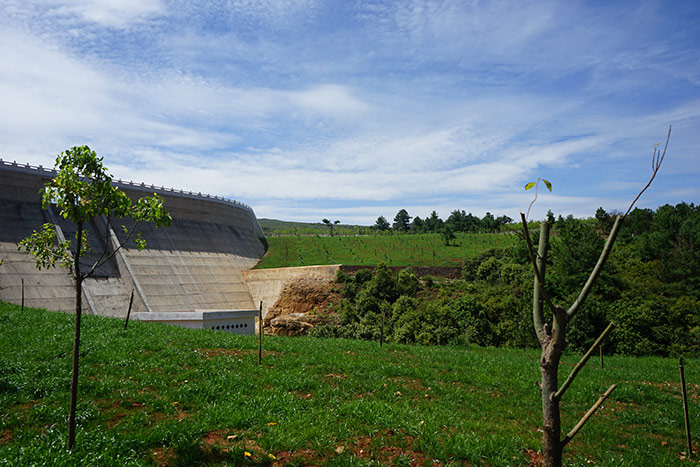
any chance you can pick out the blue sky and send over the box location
[1,1,698,224]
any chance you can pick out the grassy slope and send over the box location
[1,302,698,466]
[258,219,365,237]
[255,233,517,269]
[258,219,329,235]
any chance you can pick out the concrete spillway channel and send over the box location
[0,159,266,334]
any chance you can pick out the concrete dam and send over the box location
[0,159,267,332]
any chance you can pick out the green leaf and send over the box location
[19,146,171,277]
[525,182,536,191]
[542,179,552,192]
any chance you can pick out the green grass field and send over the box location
[1,301,698,466]
[255,233,517,269]
[257,219,366,237]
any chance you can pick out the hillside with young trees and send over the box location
[372,209,514,234]
[301,203,700,357]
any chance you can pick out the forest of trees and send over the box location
[373,209,514,234]
[313,203,700,357]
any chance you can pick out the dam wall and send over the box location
[0,159,265,319]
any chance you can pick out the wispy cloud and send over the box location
[56,0,166,28]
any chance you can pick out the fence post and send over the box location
[124,289,134,330]
[680,357,693,458]
[258,301,263,366]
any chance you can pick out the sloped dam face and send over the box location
[0,160,266,320]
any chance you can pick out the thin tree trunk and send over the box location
[533,221,564,467]
[67,221,83,450]
[541,342,563,467]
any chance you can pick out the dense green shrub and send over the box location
[318,204,699,356]
[608,298,670,356]
[354,268,373,285]
[336,268,349,283]
[476,256,502,282]
[397,268,421,296]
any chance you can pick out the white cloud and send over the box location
[289,84,369,117]
[49,0,165,28]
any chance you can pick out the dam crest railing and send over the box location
[0,158,254,214]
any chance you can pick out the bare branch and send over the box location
[561,384,616,446]
[533,220,550,344]
[624,125,670,218]
[566,215,623,319]
[520,212,560,315]
[84,218,114,278]
[86,219,140,278]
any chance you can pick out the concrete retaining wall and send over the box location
[0,160,265,317]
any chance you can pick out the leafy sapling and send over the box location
[19,145,171,450]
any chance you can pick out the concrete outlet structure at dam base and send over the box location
[0,159,271,334]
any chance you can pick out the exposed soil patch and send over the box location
[343,430,431,466]
[201,428,230,448]
[388,376,437,402]
[272,448,323,466]
[266,278,341,336]
[525,448,543,466]
[294,390,314,399]
[323,373,347,382]
[388,376,429,392]
[640,380,700,400]
[11,401,39,412]
[0,429,12,444]
[150,429,240,466]
[93,398,147,428]
[602,399,642,417]
[149,447,176,466]
[195,348,279,358]
[106,412,128,429]
[270,430,431,467]
[267,278,338,321]
[146,406,190,427]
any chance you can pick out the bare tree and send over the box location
[521,127,670,467]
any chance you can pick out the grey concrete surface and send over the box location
[131,309,258,335]
[0,160,265,317]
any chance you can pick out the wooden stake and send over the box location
[124,289,134,330]
[21,278,24,312]
[258,300,263,366]
[680,357,693,458]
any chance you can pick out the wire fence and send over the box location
[0,158,253,213]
